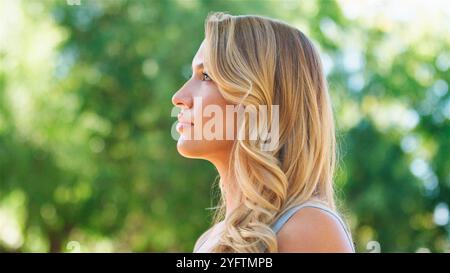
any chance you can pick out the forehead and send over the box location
[192,40,206,67]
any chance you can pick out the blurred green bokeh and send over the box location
[0,0,449,252]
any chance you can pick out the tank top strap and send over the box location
[271,201,355,252]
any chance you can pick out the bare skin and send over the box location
[172,41,240,220]
[277,207,354,252]
[174,42,353,253]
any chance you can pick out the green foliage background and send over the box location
[0,0,449,252]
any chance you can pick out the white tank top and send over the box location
[194,201,355,252]
[270,201,355,252]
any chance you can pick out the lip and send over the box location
[177,117,194,125]
[176,120,194,133]
[177,112,194,129]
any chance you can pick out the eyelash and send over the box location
[201,72,212,81]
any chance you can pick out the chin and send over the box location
[176,136,206,159]
[176,136,233,160]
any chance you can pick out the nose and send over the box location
[172,82,193,109]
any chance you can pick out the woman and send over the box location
[171,12,355,253]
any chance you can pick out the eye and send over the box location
[202,72,212,81]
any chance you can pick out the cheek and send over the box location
[199,86,232,133]
[176,84,235,159]
[197,84,225,109]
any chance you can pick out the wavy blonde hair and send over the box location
[203,12,337,252]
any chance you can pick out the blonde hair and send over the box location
[203,12,337,252]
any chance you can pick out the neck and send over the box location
[211,158,240,221]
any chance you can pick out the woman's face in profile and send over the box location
[172,41,234,163]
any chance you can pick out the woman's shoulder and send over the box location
[276,201,354,252]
